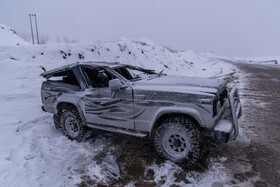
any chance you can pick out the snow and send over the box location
[0,30,249,186]
[148,161,185,186]
[203,53,280,66]
[0,24,30,46]
[214,120,233,133]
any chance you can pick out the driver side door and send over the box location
[81,67,135,130]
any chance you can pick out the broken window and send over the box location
[82,67,116,88]
[47,69,81,90]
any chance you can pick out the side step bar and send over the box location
[87,123,148,138]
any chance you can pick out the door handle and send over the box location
[85,92,100,98]
[135,94,146,100]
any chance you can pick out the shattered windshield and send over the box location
[113,65,164,82]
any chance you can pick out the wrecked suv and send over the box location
[41,62,242,168]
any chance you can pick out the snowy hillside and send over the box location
[0,35,242,186]
[0,23,30,46]
[0,38,235,77]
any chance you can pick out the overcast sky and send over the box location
[1,0,280,57]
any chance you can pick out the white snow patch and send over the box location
[0,23,30,46]
[204,53,280,66]
[149,161,185,187]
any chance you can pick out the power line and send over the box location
[22,0,35,13]
[18,0,32,13]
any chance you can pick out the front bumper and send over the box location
[214,87,242,142]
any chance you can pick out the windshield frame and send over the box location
[112,65,165,82]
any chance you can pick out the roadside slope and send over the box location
[0,39,239,186]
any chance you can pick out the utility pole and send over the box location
[29,14,40,44]
[29,14,35,44]
[34,14,40,44]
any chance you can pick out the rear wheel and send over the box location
[60,108,90,142]
[154,117,201,168]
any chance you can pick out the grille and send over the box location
[213,89,228,117]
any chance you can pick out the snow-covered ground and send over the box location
[0,23,30,46]
[204,53,280,66]
[0,26,256,186]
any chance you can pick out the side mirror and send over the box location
[109,79,123,91]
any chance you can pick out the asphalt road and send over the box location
[216,62,280,187]
[238,63,280,186]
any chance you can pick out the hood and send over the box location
[132,75,227,96]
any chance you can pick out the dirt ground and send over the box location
[80,62,280,187]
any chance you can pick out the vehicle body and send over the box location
[41,61,242,167]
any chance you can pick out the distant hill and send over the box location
[0,23,30,46]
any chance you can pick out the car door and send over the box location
[81,66,135,130]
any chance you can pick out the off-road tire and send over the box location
[154,117,201,168]
[60,108,89,142]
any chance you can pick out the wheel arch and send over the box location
[149,108,206,138]
[56,102,87,126]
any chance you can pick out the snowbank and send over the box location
[0,23,30,46]
[0,38,234,77]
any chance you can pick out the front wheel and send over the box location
[154,118,201,168]
[60,108,90,142]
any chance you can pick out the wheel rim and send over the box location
[163,131,191,160]
[64,116,80,138]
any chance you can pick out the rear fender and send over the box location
[56,101,87,126]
